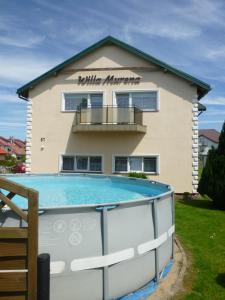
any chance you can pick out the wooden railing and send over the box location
[0,177,38,300]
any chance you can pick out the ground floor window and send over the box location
[114,155,159,174]
[61,155,102,172]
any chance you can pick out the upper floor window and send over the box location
[62,93,103,111]
[114,91,158,111]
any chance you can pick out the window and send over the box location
[132,92,157,110]
[90,156,102,171]
[115,157,128,172]
[90,94,103,108]
[62,156,74,171]
[64,93,88,111]
[129,157,142,171]
[63,93,103,111]
[62,155,102,172]
[116,93,130,107]
[114,156,158,174]
[143,157,156,172]
[76,156,88,171]
[115,91,158,111]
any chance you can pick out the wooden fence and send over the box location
[0,177,38,300]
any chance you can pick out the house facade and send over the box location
[17,36,210,193]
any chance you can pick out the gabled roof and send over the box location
[17,35,211,99]
[199,129,220,143]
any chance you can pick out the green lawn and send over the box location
[175,197,225,300]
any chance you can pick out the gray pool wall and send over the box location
[41,192,174,300]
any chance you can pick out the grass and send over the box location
[175,196,225,300]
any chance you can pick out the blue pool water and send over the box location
[3,175,170,208]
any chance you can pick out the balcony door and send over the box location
[89,94,103,124]
[116,93,132,124]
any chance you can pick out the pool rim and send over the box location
[0,173,173,210]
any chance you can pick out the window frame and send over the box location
[60,154,104,173]
[61,91,106,112]
[112,154,160,174]
[112,89,160,112]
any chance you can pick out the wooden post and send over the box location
[27,189,39,300]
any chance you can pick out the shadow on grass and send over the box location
[216,273,225,288]
[176,198,215,211]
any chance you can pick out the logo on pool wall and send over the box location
[69,232,82,246]
[69,218,82,231]
[53,219,67,233]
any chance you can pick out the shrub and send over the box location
[128,172,147,179]
[198,122,225,210]
[0,155,19,173]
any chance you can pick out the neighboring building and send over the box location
[199,129,220,167]
[0,148,7,161]
[0,136,25,159]
[17,36,210,193]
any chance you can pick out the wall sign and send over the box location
[78,75,141,85]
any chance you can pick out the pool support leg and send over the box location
[37,253,50,300]
[171,192,175,260]
[152,199,160,283]
[102,207,109,300]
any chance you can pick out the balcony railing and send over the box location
[75,106,143,125]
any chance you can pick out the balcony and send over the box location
[72,106,146,133]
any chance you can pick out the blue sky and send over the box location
[0,0,225,140]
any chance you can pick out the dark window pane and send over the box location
[90,156,102,171]
[116,93,129,107]
[62,156,74,170]
[144,157,157,172]
[90,94,103,107]
[76,156,88,170]
[115,157,128,172]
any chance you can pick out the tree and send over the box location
[198,122,225,210]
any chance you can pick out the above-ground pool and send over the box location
[0,174,174,300]
[4,174,170,208]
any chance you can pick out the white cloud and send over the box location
[174,0,225,27]
[0,122,25,127]
[66,27,105,44]
[204,109,225,116]
[0,53,60,85]
[0,13,45,48]
[0,93,20,103]
[202,97,225,105]
[199,120,224,124]
[124,21,200,41]
[205,47,225,60]
[0,34,45,48]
